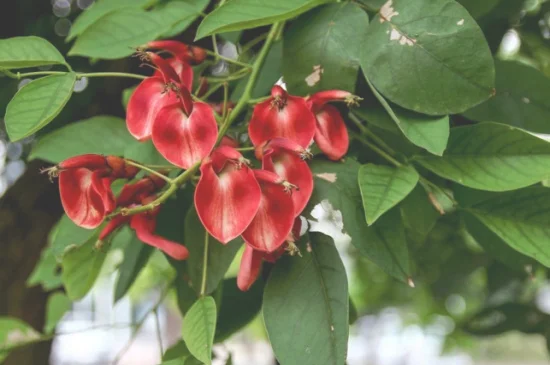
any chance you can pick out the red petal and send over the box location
[153,57,193,91]
[147,40,192,62]
[126,78,179,141]
[248,90,316,148]
[195,161,261,243]
[59,154,107,170]
[99,215,129,241]
[130,214,189,260]
[152,101,218,169]
[117,175,166,206]
[314,104,349,160]
[237,246,263,291]
[148,52,180,83]
[220,135,239,149]
[242,178,295,252]
[59,169,112,228]
[307,90,352,111]
[262,150,313,216]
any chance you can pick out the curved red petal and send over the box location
[147,40,192,62]
[154,57,193,91]
[148,52,180,83]
[307,90,352,111]
[97,177,116,214]
[262,150,313,216]
[220,135,239,149]
[314,104,349,161]
[99,215,129,241]
[130,214,189,260]
[242,181,295,252]
[59,154,107,170]
[195,162,261,243]
[127,78,179,141]
[152,102,218,169]
[248,95,316,148]
[59,169,110,229]
[237,245,263,292]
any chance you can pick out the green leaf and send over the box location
[124,140,169,165]
[67,0,153,41]
[27,246,63,291]
[357,0,386,11]
[153,0,210,38]
[162,340,203,365]
[0,36,66,69]
[5,72,76,141]
[61,231,107,300]
[415,122,550,191]
[185,207,242,295]
[44,292,71,334]
[358,163,419,225]
[68,9,164,59]
[50,215,96,258]
[463,61,550,133]
[215,278,263,342]
[181,296,217,365]
[361,0,495,115]
[114,235,154,303]
[464,187,550,268]
[195,0,330,40]
[0,317,41,362]
[263,232,348,365]
[362,77,450,155]
[400,185,441,242]
[308,159,411,282]
[29,116,134,163]
[456,0,500,18]
[283,2,368,95]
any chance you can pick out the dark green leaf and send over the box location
[361,0,495,115]
[283,2,368,95]
[114,235,154,303]
[182,296,217,365]
[0,36,66,69]
[29,116,134,163]
[195,0,330,39]
[185,207,242,295]
[415,122,550,191]
[153,0,210,38]
[0,317,41,362]
[124,140,169,165]
[358,163,419,225]
[44,292,71,334]
[456,0,501,18]
[263,232,348,365]
[215,277,263,342]
[400,185,441,242]
[5,73,76,141]
[68,9,164,59]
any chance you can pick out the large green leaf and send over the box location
[50,215,96,258]
[263,232,348,365]
[27,246,63,291]
[465,187,550,267]
[358,163,419,225]
[67,0,153,41]
[361,0,495,115]
[0,317,41,362]
[456,0,500,18]
[44,292,71,334]
[5,73,76,141]
[181,296,217,365]
[215,278,263,342]
[68,9,164,59]
[195,0,330,40]
[415,122,550,191]
[308,159,411,282]
[114,235,154,303]
[29,116,134,163]
[124,140,169,166]
[152,0,210,38]
[362,77,450,155]
[162,340,202,365]
[184,207,242,295]
[400,185,441,242]
[283,2,368,95]
[0,36,66,69]
[463,61,550,133]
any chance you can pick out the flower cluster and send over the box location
[46,40,358,291]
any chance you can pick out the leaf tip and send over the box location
[407,277,415,288]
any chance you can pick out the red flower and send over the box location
[248,85,317,148]
[306,90,357,161]
[147,41,197,90]
[241,170,297,253]
[194,146,261,243]
[126,52,181,141]
[53,155,138,229]
[151,87,218,169]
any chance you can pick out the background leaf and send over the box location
[416,122,550,191]
[43,292,71,334]
[152,0,210,38]
[263,232,348,365]
[361,0,495,115]
[50,215,96,258]
[0,36,66,69]
[181,296,217,365]
[114,235,154,303]
[29,116,134,163]
[0,317,41,362]
[283,2,368,95]
[5,73,76,141]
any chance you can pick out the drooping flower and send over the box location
[194,146,261,243]
[248,85,317,148]
[151,86,218,169]
[306,90,359,161]
[241,170,297,253]
[126,52,181,141]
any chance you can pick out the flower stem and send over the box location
[78,72,147,80]
[350,131,402,167]
[124,160,173,183]
[0,69,148,80]
[200,231,210,297]
[204,48,253,69]
[349,112,398,158]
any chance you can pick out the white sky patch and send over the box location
[380,0,399,23]
[390,28,416,46]
[457,19,465,26]
[315,172,337,183]
[305,65,323,87]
